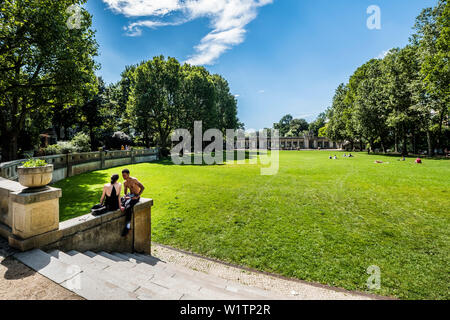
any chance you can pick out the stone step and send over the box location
[17,249,282,300]
[127,253,274,299]
[14,249,81,284]
[48,250,109,272]
[108,252,241,300]
[15,249,138,300]
[49,250,142,293]
[59,271,138,300]
[113,253,259,300]
[83,250,129,268]
[84,251,192,299]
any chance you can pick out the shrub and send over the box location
[42,144,62,155]
[21,158,47,168]
[57,141,78,154]
[71,132,91,152]
[42,133,91,155]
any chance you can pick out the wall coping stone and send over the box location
[10,187,62,205]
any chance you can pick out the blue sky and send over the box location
[86,0,437,130]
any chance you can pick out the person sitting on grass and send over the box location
[333,155,337,160]
[348,153,354,158]
[121,169,145,237]
[415,157,422,164]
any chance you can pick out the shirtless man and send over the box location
[121,169,145,236]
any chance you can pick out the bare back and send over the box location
[124,177,144,196]
[104,183,121,197]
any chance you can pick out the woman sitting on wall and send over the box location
[92,174,124,216]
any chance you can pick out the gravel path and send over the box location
[152,243,381,300]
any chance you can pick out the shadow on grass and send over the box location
[53,170,111,221]
[366,152,450,160]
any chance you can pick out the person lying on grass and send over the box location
[121,168,145,237]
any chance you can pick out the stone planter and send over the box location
[17,164,54,188]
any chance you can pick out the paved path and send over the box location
[0,238,82,300]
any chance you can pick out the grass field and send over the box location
[54,151,450,299]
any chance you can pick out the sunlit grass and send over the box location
[54,151,450,299]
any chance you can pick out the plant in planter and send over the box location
[18,159,54,188]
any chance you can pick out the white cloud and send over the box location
[376,49,391,60]
[102,0,272,65]
[258,89,265,94]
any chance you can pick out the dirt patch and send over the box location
[0,256,83,300]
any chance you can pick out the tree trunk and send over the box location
[1,131,19,161]
[394,129,398,153]
[436,109,445,152]
[427,130,433,157]
[402,134,408,157]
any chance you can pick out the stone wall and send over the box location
[0,148,159,183]
[8,199,153,254]
[0,149,157,254]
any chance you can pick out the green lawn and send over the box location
[54,151,450,299]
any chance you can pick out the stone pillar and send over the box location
[10,187,61,240]
[314,140,318,149]
[66,155,73,178]
[305,137,310,149]
[100,151,105,169]
[133,199,153,254]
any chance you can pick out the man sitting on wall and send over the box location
[121,169,145,237]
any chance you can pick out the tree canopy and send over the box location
[325,0,449,155]
[0,0,98,160]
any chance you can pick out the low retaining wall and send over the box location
[8,199,153,254]
[0,149,157,254]
[0,148,159,183]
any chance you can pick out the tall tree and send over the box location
[414,0,449,152]
[384,47,420,156]
[0,0,98,160]
[286,118,309,137]
[127,56,182,154]
[179,64,217,133]
[211,74,239,132]
[326,84,351,143]
[274,114,293,137]
[353,59,391,153]
[308,113,327,136]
